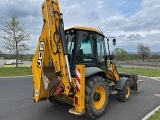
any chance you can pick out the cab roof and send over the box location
[65,26,104,37]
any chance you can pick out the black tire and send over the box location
[48,97,65,106]
[85,76,109,119]
[117,81,131,102]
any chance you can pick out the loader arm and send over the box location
[106,60,120,81]
[32,0,71,102]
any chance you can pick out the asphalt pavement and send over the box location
[0,76,160,120]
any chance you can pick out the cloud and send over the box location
[100,0,160,52]
[0,0,42,24]
[0,0,43,53]
[126,34,144,40]
[0,0,160,53]
[60,0,103,27]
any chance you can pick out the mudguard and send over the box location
[116,77,131,90]
[85,67,106,78]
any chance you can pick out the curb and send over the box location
[0,75,32,79]
[138,75,160,82]
[150,77,160,81]
[142,105,160,120]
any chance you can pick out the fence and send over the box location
[119,59,160,69]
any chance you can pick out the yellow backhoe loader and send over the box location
[31,0,143,119]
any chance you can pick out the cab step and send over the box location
[110,91,117,95]
[69,108,85,115]
[108,82,114,86]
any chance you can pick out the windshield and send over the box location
[65,29,105,66]
[76,30,104,63]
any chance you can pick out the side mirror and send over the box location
[110,55,114,60]
[104,55,114,61]
[104,55,107,61]
[113,39,116,46]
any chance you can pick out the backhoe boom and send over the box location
[32,0,71,102]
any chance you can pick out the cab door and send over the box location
[97,37,106,70]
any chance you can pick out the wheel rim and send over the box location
[93,86,106,109]
[125,86,130,98]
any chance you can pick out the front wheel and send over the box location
[117,81,131,102]
[85,76,109,119]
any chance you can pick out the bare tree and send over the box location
[1,15,30,68]
[0,49,3,57]
[137,43,151,62]
[113,48,129,61]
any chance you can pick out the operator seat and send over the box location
[75,49,84,63]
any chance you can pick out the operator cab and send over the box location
[65,26,107,74]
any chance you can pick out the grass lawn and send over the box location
[0,67,31,77]
[0,66,160,77]
[117,67,160,77]
[148,108,160,120]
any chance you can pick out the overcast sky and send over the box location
[0,0,160,54]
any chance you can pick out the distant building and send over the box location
[4,59,23,65]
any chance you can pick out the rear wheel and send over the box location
[117,81,131,102]
[85,76,109,119]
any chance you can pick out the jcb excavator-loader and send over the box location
[31,0,142,119]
